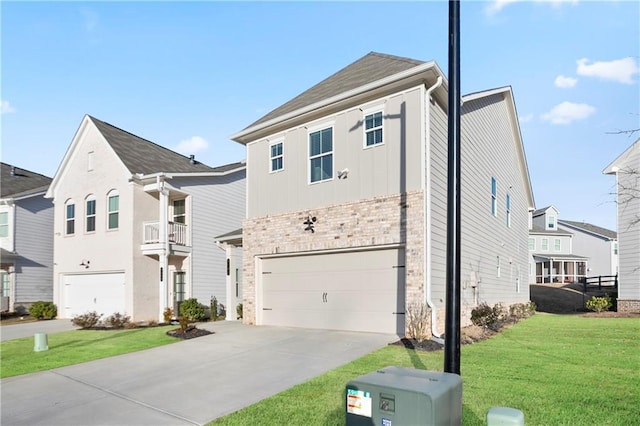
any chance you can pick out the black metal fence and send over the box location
[581,274,618,292]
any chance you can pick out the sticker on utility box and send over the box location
[346,388,372,417]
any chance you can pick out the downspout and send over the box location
[423,76,444,344]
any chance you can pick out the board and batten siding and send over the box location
[246,86,425,219]
[171,170,246,305]
[13,196,54,304]
[459,92,530,307]
[616,149,640,302]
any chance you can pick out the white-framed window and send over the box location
[107,190,119,230]
[65,200,75,235]
[173,199,186,224]
[613,242,618,255]
[496,255,501,278]
[269,142,284,172]
[506,193,511,227]
[491,177,497,216]
[85,195,96,233]
[541,238,549,251]
[528,237,535,251]
[364,111,383,147]
[547,215,557,230]
[309,127,333,183]
[554,238,561,252]
[0,212,8,238]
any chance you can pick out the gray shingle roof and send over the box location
[1,163,52,198]
[529,224,572,236]
[89,116,228,175]
[244,52,426,130]
[558,220,616,240]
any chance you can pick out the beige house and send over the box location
[231,52,534,337]
[45,115,245,322]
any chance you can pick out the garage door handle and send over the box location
[263,308,273,311]
[393,312,405,315]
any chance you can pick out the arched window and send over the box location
[107,190,119,230]
[85,195,96,233]
[65,199,75,235]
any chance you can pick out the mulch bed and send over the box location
[166,326,213,340]
[390,324,498,352]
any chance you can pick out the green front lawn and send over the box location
[1,326,177,378]
[212,314,640,425]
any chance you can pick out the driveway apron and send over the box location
[1,321,396,425]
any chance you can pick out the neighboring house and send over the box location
[528,206,588,284]
[45,115,245,322]
[603,139,640,313]
[0,163,54,313]
[231,52,535,337]
[558,219,618,278]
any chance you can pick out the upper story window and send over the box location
[364,111,383,147]
[541,238,549,251]
[107,191,119,230]
[547,214,557,229]
[85,195,96,233]
[491,177,497,217]
[270,142,283,172]
[173,199,186,224]
[554,238,561,251]
[506,194,511,228]
[528,237,535,251]
[0,212,8,238]
[65,200,75,235]
[309,127,333,183]
[613,242,618,255]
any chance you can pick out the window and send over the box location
[506,193,511,227]
[528,238,535,251]
[173,199,186,224]
[491,177,497,216]
[496,256,501,277]
[0,212,8,238]
[364,111,383,147]
[107,191,119,230]
[309,127,333,183]
[547,215,556,229]
[541,238,548,251]
[65,201,75,235]
[554,238,561,251]
[269,142,283,172]
[85,196,96,232]
[88,151,94,172]
[613,242,618,255]
[174,271,186,313]
[1,271,9,297]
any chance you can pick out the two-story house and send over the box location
[0,163,53,313]
[528,206,588,284]
[604,138,640,313]
[45,115,245,322]
[231,52,534,337]
[557,220,617,278]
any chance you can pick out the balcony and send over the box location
[141,221,191,256]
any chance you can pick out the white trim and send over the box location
[269,141,284,173]
[307,125,335,184]
[362,110,385,149]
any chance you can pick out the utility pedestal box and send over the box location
[346,366,462,426]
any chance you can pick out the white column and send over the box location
[225,244,236,321]
[159,182,170,322]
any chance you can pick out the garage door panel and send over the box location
[63,273,126,318]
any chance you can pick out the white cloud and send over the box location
[554,75,577,88]
[541,101,596,125]
[519,113,534,123]
[485,0,578,16]
[175,136,209,154]
[576,57,639,84]
[0,100,16,114]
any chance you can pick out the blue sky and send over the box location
[2,1,638,231]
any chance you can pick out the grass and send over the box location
[0,326,177,378]
[211,314,640,425]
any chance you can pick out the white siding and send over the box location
[558,226,616,277]
[616,151,640,300]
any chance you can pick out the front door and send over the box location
[173,271,186,316]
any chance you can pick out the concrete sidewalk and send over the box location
[1,321,396,425]
[1,319,79,341]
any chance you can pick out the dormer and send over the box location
[532,206,560,231]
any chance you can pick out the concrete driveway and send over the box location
[1,319,79,341]
[1,321,396,425]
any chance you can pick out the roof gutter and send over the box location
[134,164,246,181]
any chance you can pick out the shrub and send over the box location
[406,303,430,342]
[71,311,102,329]
[586,296,612,313]
[104,312,131,328]
[146,319,158,327]
[471,303,507,331]
[211,296,219,322]
[179,298,206,321]
[163,307,174,323]
[29,301,57,320]
[178,315,189,331]
[509,302,536,320]
[236,303,243,320]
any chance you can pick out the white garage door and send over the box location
[260,248,405,335]
[63,273,126,319]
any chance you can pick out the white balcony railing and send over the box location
[143,221,188,246]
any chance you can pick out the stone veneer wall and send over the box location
[242,191,427,334]
[617,299,640,313]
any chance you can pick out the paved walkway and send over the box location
[1,319,79,341]
[1,321,396,425]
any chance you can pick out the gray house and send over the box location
[45,115,245,322]
[231,52,535,337]
[604,138,640,313]
[558,219,617,278]
[0,163,53,313]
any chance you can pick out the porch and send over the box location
[534,254,588,284]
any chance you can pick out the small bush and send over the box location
[509,302,536,320]
[163,307,174,323]
[146,319,159,327]
[236,303,243,320]
[71,311,102,329]
[471,303,507,331]
[406,303,430,342]
[586,296,612,313]
[104,312,131,328]
[211,296,219,322]
[29,301,57,320]
[178,315,189,331]
[123,321,138,329]
[179,298,206,321]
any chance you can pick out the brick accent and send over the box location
[617,299,640,313]
[242,191,426,333]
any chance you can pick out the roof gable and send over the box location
[1,163,52,199]
[558,219,616,240]
[603,138,640,174]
